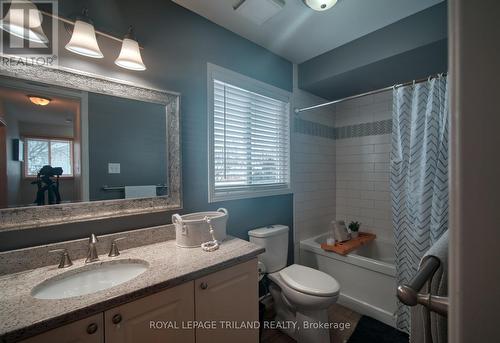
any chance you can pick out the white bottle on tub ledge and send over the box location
[326,223,336,245]
[326,236,335,245]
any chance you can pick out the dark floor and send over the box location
[261,297,361,343]
[346,316,408,343]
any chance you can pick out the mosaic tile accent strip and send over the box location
[335,119,392,140]
[294,118,392,140]
[294,118,336,139]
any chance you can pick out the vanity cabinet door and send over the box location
[104,281,195,343]
[195,258,259,343]
[21,313,104,343]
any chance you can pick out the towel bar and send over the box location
[101,184,168,191]
[397,256,448,316]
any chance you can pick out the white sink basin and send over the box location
[32,260,148,300]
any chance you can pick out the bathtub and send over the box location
[300,233,397,327]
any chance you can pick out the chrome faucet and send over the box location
[85,233,99,263]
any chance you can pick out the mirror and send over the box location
[0,78,168,208]
[0,62,181,230]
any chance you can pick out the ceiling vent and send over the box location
[234,0,285,26]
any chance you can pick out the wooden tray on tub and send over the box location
[320,232,376,255]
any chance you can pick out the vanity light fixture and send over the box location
[28,95,51,106]
[65,9,103,58]
[0,0,48,43]
[114,26,146,71]
[303,0,338,11]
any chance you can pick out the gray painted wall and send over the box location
[299,2,448,100]
[0,0,294,258]
[88,93,167,201]
[304,39,447,100]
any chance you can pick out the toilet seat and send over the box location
[279,264,340,297]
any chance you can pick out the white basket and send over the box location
[172,208,228,248]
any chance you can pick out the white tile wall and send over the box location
[292,64,394,261]
[292,65,336,262]
[334,90,393,242]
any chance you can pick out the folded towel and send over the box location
[124,185,157,199]
[410,231,448,343]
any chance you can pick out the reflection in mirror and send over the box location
[0,84,80,208]
[0,78,169,209]
[88,93,167,201]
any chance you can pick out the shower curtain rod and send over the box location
[294,72,447,114]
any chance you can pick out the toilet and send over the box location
[248,225,340,343]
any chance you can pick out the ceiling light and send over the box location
[303,0,338,11]
[28,95,51,106]
[65,9,103,58]
[0,0,48,43]
[114,26,146,71]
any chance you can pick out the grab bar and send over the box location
[397,256,448,316]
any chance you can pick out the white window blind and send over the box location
[210,77,290,201]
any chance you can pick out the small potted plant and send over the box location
[348,221,361,238]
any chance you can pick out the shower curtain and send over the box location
[391,76,449,332]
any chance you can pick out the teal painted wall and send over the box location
[0,0,294,253]
[299,2,448,99]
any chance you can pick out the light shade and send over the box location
[28,95,51,106]
[303,0,338,11]
[65,19,103,58]
[0,0,48,43]
[114,38,146,71]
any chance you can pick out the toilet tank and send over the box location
[248,225,289,273]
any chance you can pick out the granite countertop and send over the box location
[0,236,264,342]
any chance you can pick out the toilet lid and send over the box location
[279,264,340,297]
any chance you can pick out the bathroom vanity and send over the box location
[0,226,263,343]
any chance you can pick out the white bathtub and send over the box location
[300,233,397,327]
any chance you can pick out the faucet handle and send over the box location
[89,233,99,243]
[49,249,73,268]
[108,237,126,257]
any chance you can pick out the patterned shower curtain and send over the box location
[391,76,449,332]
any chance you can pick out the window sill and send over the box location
[209,187,292,203]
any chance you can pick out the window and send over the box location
[208,64,291,202]
[24,137,73,177]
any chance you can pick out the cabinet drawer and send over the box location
[21,313,104,343]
